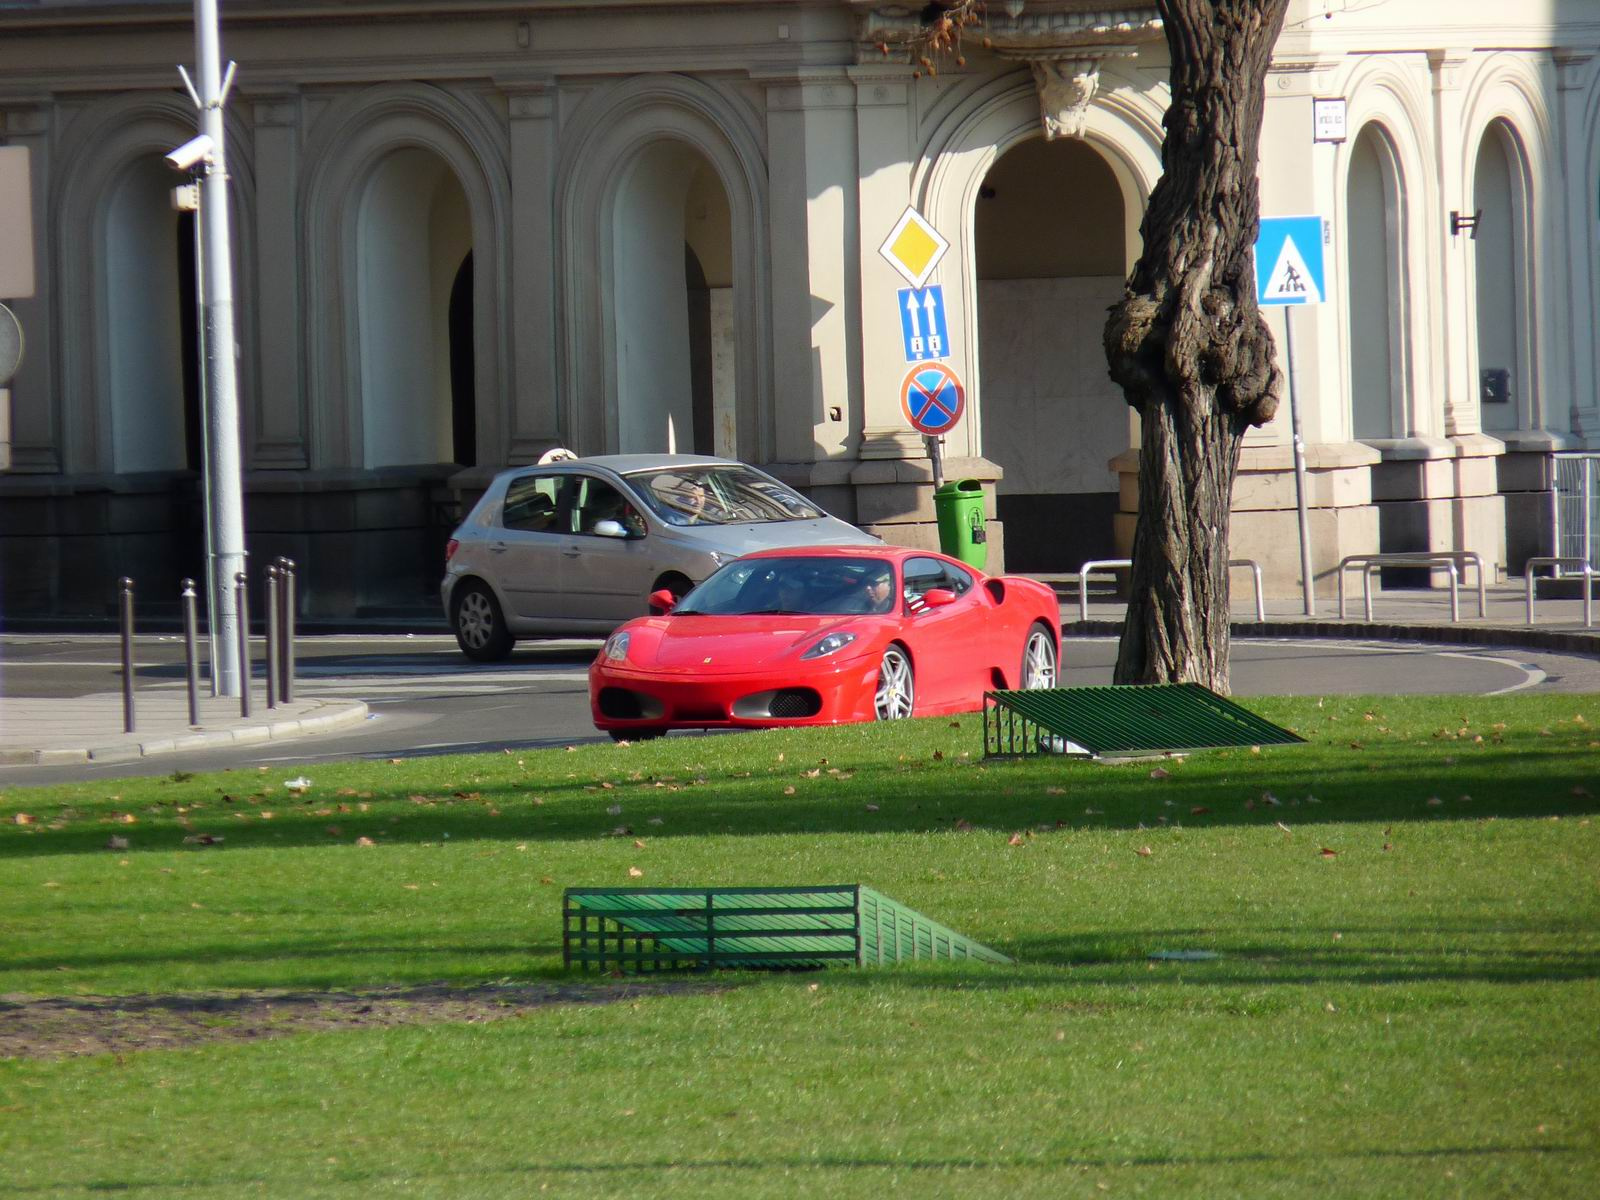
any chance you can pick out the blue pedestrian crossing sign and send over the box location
[897,285,950,362]
[1255,215,1327,306]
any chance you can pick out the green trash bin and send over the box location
[934,478,988,570]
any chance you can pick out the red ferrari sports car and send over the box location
[589,546,1061,739]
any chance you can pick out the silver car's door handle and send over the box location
[489,542,509,554]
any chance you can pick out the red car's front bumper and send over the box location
[589,654,883,732]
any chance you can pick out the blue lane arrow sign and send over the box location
[897,285,950,362]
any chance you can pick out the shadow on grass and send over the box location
[4,738,1598,860]
[7,1141,1578,1194]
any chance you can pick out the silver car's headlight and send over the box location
[801,632,857,660]
[603,631,631,662]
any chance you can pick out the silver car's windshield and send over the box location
[675,556,896,617]
[627,466,824,527]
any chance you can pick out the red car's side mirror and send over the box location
[648,588,678,614]
[920,588,957,608]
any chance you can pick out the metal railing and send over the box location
[1074,558,1264,624]
[1552,452,1600,571]
[1523,557,1595,627]
[1336,552,1487,623]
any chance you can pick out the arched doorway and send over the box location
[611,141,736,456]
[355,147,474,467]
[975,136,1129,572]
[1345,124,1408,441]
[1472,120,1529,434]
[105,155,201,472]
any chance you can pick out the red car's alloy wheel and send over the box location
[874,646,915,720]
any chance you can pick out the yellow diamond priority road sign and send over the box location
[878,207,949,289]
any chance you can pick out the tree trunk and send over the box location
[1103,0,1290,692]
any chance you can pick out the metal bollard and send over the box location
[234,571,251,719]
[119,577,137,734]
[181,577,201,727]
[264,565,280,710]
[277,556,296,703]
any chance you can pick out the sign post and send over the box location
[1255,215,1328,617]
[880,207,961,489]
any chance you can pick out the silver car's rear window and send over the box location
[626,465,823,527]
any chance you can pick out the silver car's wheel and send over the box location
[453,582,514,662]
[874,646,915,721]
[1021,624,1058,690]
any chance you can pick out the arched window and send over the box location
[973,135,1128,571]
[1472,120,1531,433]
[105,155,201,472]
[355,147,474,467]
[611,141,735,456]
[1345,124,1408,441]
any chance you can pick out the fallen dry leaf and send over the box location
[954,818,974,831]
[1319,847,1338,857]
[783,786,796,795]
[1276,821,1292,834]
[1007,833,1025,847]
[106,835,129,851]
[627,867,644,878]
[633,839,646,849]
[13,813,34,825]
[1135,845,1153,857]
[1149,768,1170,780]
[355,836,376,847]
[1190,806,1210,816]
[865,804,880,812]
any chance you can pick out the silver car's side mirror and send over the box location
[592,519,631,539]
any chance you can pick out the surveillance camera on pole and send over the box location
[164,133,215,174]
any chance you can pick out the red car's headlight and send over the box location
[602,631,631,662]
[801,631,857,660]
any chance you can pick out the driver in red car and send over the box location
[857,566,896,615]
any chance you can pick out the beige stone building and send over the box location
[1,1,1596,620]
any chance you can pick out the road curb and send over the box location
[0,700,370,767]
[1069,619,1600,657]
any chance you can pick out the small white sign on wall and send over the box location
[1313,97,1347,144]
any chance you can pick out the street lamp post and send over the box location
[173,0,246,697]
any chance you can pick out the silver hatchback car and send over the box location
[441,454,882,660]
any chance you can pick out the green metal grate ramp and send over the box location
[563,885,1010,973]
[984,683,1305,759]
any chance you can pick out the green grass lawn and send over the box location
[2,694,1597,1197]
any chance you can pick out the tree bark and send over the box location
[1103,0,1290,692]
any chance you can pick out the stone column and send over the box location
[0,104,55,473]
[761,70,858,470]
[504,81,558,466]
[849,65,924,464]
[1554,49,1597,439]
[249,94,307,468]
[1429,49,1477,439]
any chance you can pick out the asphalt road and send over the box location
[3,630,1598,786]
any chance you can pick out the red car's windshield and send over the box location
[674,557,896,616]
